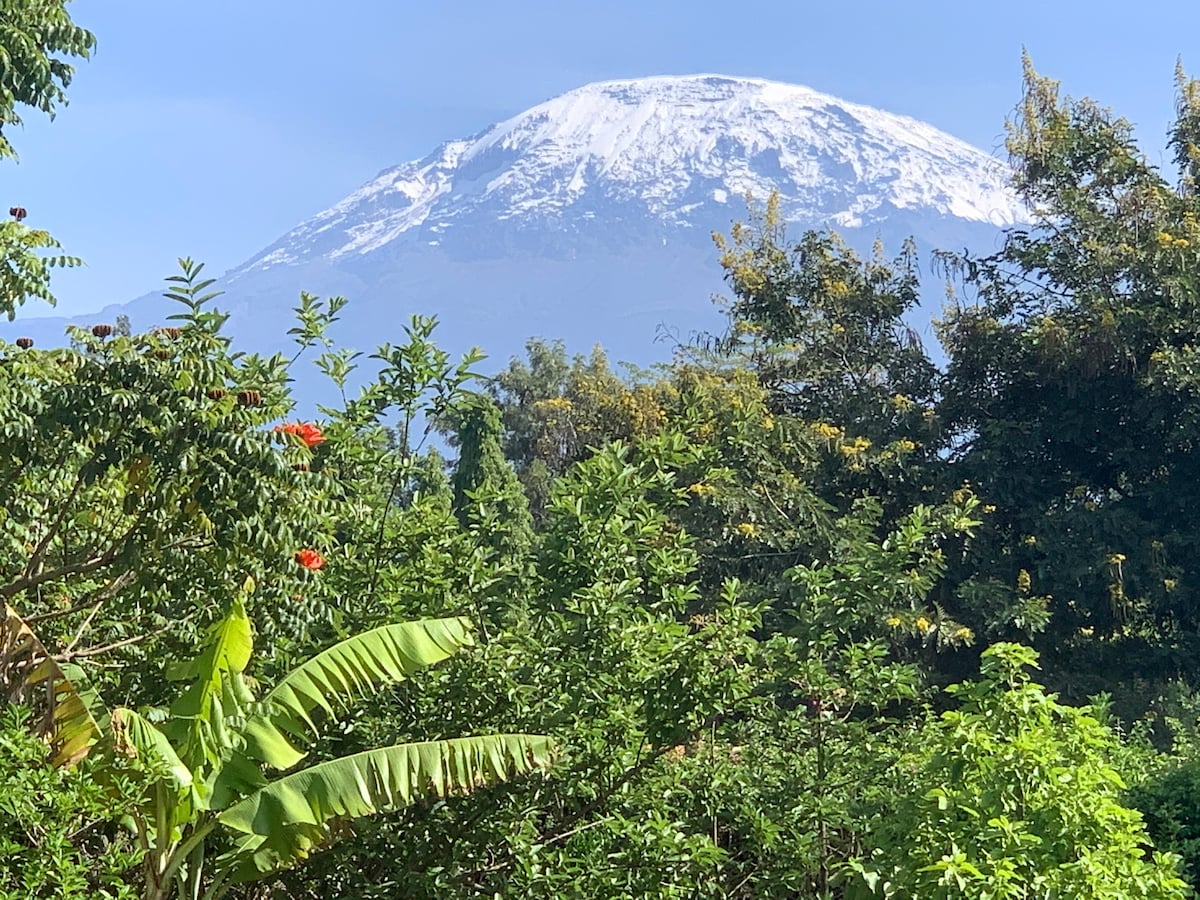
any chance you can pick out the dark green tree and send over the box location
[451,396,533,580]
[937,58,1200,690]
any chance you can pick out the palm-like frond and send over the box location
[0,602,104,767]
[218,733,554,879]
[241,617,474,770]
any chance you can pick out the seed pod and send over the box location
[293,462,310,472]
[91,323,113,338]
[9,207,26,221]
[15,337,33,349]
[153,348,173,360]
[206,387,228,400]
[161,327,182,340]
[236,389,262,408]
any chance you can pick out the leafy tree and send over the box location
[702,194,941,519]
[937,58,1200,688]
[0,263,337,702]
[267,435,765,898]
[487,339,669,516]
[450,395,532,577]
[851,643,1188,898]
[0,0,94,161]
[0,0,93,317]
[1132,758,1200,889]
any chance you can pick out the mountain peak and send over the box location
[243,74,1027,274]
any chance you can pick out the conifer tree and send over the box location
[452,396,533,573]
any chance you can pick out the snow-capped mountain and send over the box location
[243,75,1024,271]
[9,75,1028,390]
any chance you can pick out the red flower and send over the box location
[294,549,326,571]
[274,421,326,448]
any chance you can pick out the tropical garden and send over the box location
[6,2,1200,897]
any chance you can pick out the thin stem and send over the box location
[53,625,170,662]
[159,818,218,896]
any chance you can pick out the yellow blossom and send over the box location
[886,616,902,627]
[813,422,842,440]
[894,439,916,454]
[890,393,915,411]
[953,626,974,642]
[737,522,758,538]
[1023,535,1038,547]
[688,482,715,497]
[983,504,996,513]
[839,436,872,456]
[1017,569,1032,594]
[1157,230,1176,246]
[915,616,931,632]
[1108,553,1126,565]
[1165,578,1178,592]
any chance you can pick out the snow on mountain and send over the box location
[241,75,1027,274]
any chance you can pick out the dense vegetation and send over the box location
[6,4,1200,897]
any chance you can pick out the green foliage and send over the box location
[0,215,82,318]
[704,194,941,519]
[0,0,93,316]
[0,262,337,705]
[936,58,1200,687]
[450,395,532,576]
[0,0,95,160]
[853,643,1188,898]
[0,705,139,899]
[1132,759,1200,889]
[487,339,670,517]
[7,23,1200,895]
[11,591,551,899]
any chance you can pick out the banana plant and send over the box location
[4,589,553,900]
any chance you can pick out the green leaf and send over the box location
[217,734,554,878]
[110,707,192,790]
[241,616,475,770]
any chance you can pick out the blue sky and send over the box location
[10,0,1200,315]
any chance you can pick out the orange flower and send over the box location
[294,549,325,571]
[274,422,326,448]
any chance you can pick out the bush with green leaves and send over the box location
[0,704,139,899]
[851,643,1188,899]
